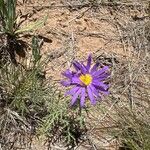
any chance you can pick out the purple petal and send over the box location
[80,88,86,107]
[87,86,96,105]
[71,76,81,85]
[81,62,88,73]
[72,61,81,71]
[101,90,110,95]
[89,85,99,97]
[93,84,110,95]
[62,69,73,79]
[71,88,81,106]
[86,54,92,71]
[61,81,71,87]
[92,66,109,77]
[65,86,80,95]
[93,73,110,81]
[73,61,87,73]
[90,62,99,73]
[93,77,108,82]
[92,81,109,90]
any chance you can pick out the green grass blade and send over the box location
[0,0,8,28]
[15,16,47,34]
[0,0,7,16]
[7,0,16,34]
[32,36,41,64]
[0,0,16,35]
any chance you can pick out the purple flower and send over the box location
[61,54,110,107]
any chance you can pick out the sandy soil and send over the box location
[12,0,149,149]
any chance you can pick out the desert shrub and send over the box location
[0,36,46,149]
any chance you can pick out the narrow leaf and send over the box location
[15,16,47,34]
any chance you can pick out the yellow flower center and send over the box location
[79,74,93,86]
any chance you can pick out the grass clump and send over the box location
[0,0,46,36]
[0,0,47,65]
[39,101,87,148]
[108,12,150,149]
[0,36,87,149]
[0,36,47,149]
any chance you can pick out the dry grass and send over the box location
[0,0,150,150]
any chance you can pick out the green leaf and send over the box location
[0,0,16,35]
[32,36,41,64]
[15,16,47,34]
[7,0,16,34]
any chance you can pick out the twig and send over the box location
[87,59,145,136]
[27,2,147,9]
